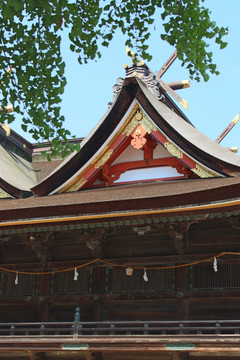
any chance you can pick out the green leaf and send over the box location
[220,41,228,49]
[21,124,28,132]
[0,0,229,158]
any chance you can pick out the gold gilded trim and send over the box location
[191,164,218,178]
[122,116,139,136]
[164,141,183,159]
[140,111,158,133]
[122,108,158,136]
[120,105,139,136]
[91,145,110,166]
[65,149,114,192]
[95,149,113,169]
[61,104,160,194]
[65,177,87,192]
[135,113,143,121]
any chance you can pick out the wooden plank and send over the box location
[0,342,240,353]
[156,50,178,78]
[1,288,240,306]
[215,114,239,143]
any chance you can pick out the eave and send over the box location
[1,177,240,234]
[0,176,32,199]
[31,77,240,196]
[31,84,137,196]
[135,79,240,176]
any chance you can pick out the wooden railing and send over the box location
[0,320,240,337]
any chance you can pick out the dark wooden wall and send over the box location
[0,217,239,323]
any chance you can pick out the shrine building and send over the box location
[0,52,240,360]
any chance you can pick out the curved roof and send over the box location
[31,73,240,196]
[0,144,37,198]
[136,79,240,173]
[1,177,240,226]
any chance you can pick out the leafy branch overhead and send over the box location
[0,0,228,157]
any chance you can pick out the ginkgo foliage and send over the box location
[0,0,228,158]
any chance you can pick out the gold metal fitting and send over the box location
[135,113,143,121]
[181,80,191,88]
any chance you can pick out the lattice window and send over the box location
[191,263,240,289]
[1,272,39,296]
[51,269,92,294]
[107,268,174,292]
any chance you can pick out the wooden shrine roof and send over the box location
[31,75,240,196]
[1,62,240,201]
[137,78,240,171]
[1,177,240,232]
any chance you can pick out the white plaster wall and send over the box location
[114,166,183,183]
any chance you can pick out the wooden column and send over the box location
[175,266,189,320]
[39,302,49,322]
[93,301,103,322]
[39,272,49,322]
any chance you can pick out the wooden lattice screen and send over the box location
[107,268,174,292]
[191,263,240,289]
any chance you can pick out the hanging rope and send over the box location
[0,251,238,276]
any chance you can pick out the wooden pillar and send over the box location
[177,298,189,321]
[39,272,49,322]
[175,266,189,321]
[91,264,104,322]
[92,267,105,294]
[0,241,4,264]
[93,301,103,321]
[39,302,49,322]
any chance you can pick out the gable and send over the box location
[31,74,240,197]
[58,101,221,193]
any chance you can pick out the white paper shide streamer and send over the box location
[213,257,218,272]
[143,268,148,282]
[15,272,19,285]
[74,267,79,281]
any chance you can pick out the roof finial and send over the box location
[124,46,145,67]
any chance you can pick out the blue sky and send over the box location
[15,0,240,151]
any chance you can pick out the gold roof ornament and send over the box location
[1,123,10,136]
[125,46,145,66]
[124,48,189,110]
[0,105,14,114]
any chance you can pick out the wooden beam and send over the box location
[157,50,178,78]
[0,337,240,353]
[166,81,191,91]
[215,114,239,144]
[11,288,240,301]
